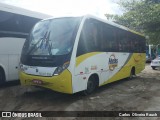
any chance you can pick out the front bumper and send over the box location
[151,61,160,67]
[19,69,73,94]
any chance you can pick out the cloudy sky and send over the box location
[0,0,122,19]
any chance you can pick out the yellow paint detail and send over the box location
[128,29,144,37]
[19,69,73,94]
[64,61,70,65]
[76,52,102,67]
[100,53,146,86]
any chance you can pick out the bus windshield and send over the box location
[24,17,80,56]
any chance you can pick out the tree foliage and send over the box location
[105,0,160,44]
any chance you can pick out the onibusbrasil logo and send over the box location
[108,54,118,71]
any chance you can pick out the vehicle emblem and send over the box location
[108,54,118,71]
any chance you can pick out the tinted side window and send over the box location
[128,33,135,52]
[22,16,40,33]
[101,23,117,52]
[0,10,40,32]
[137,36,146,53]
[116,29,129,52]
[128,32,146,53]
[0,11,22,32]
[76,18,102,56]
[76,18,146,55]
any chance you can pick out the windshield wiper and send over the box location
[27,31,53,56]
[45,31,53,55]
[27,31,48,55]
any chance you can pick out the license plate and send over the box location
[154,62,158,64]
[32,79,43,85]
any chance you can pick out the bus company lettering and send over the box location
[109,58,118,64]
[108,54,118,71]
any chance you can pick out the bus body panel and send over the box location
[101,53,145,85]
[19,69,73,94]
[73,52,145,93]
[19,52,145,94]
[0,55,8,80]
[0,37,25,81]
[0,3,51,82]
[8,54,21,80]
[19,65,57,77]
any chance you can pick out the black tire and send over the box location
[83,76,97,95]
[0,68,5,85]
[129,68,134,80]
[152,66,156,70]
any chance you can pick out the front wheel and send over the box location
[83,76,97,95]
[129,68,135,80]
[0,68,5,85]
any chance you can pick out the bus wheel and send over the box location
[129,68,135,80]
[83,76,97,95]
[0,68,5,85]
[152,66,156,70]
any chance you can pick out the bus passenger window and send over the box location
[102,23,116,52]
[85,23,99,52]
[76,31,87,56]
[77,19,103,57]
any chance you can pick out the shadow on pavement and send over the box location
[0,80,20,89]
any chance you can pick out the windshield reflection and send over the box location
[26,17,80,56]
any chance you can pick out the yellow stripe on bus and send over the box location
[128,29,144,37]
[100,53,146,86]
[76,52,102,67]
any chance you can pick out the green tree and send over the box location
[105,0,160,44]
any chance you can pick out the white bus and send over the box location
[0,3,51,84]
[19,15,146,94]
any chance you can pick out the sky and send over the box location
[0,0,122,19]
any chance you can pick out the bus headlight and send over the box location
[19,64,28,72]
[53,62,70,75]
[19,64,24,71]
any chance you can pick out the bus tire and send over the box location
[0,68,5,85]
[152,66,156,70]
[83,75,97,95]
[129,67,135,80]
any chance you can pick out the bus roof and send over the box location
[0,2,52,19]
